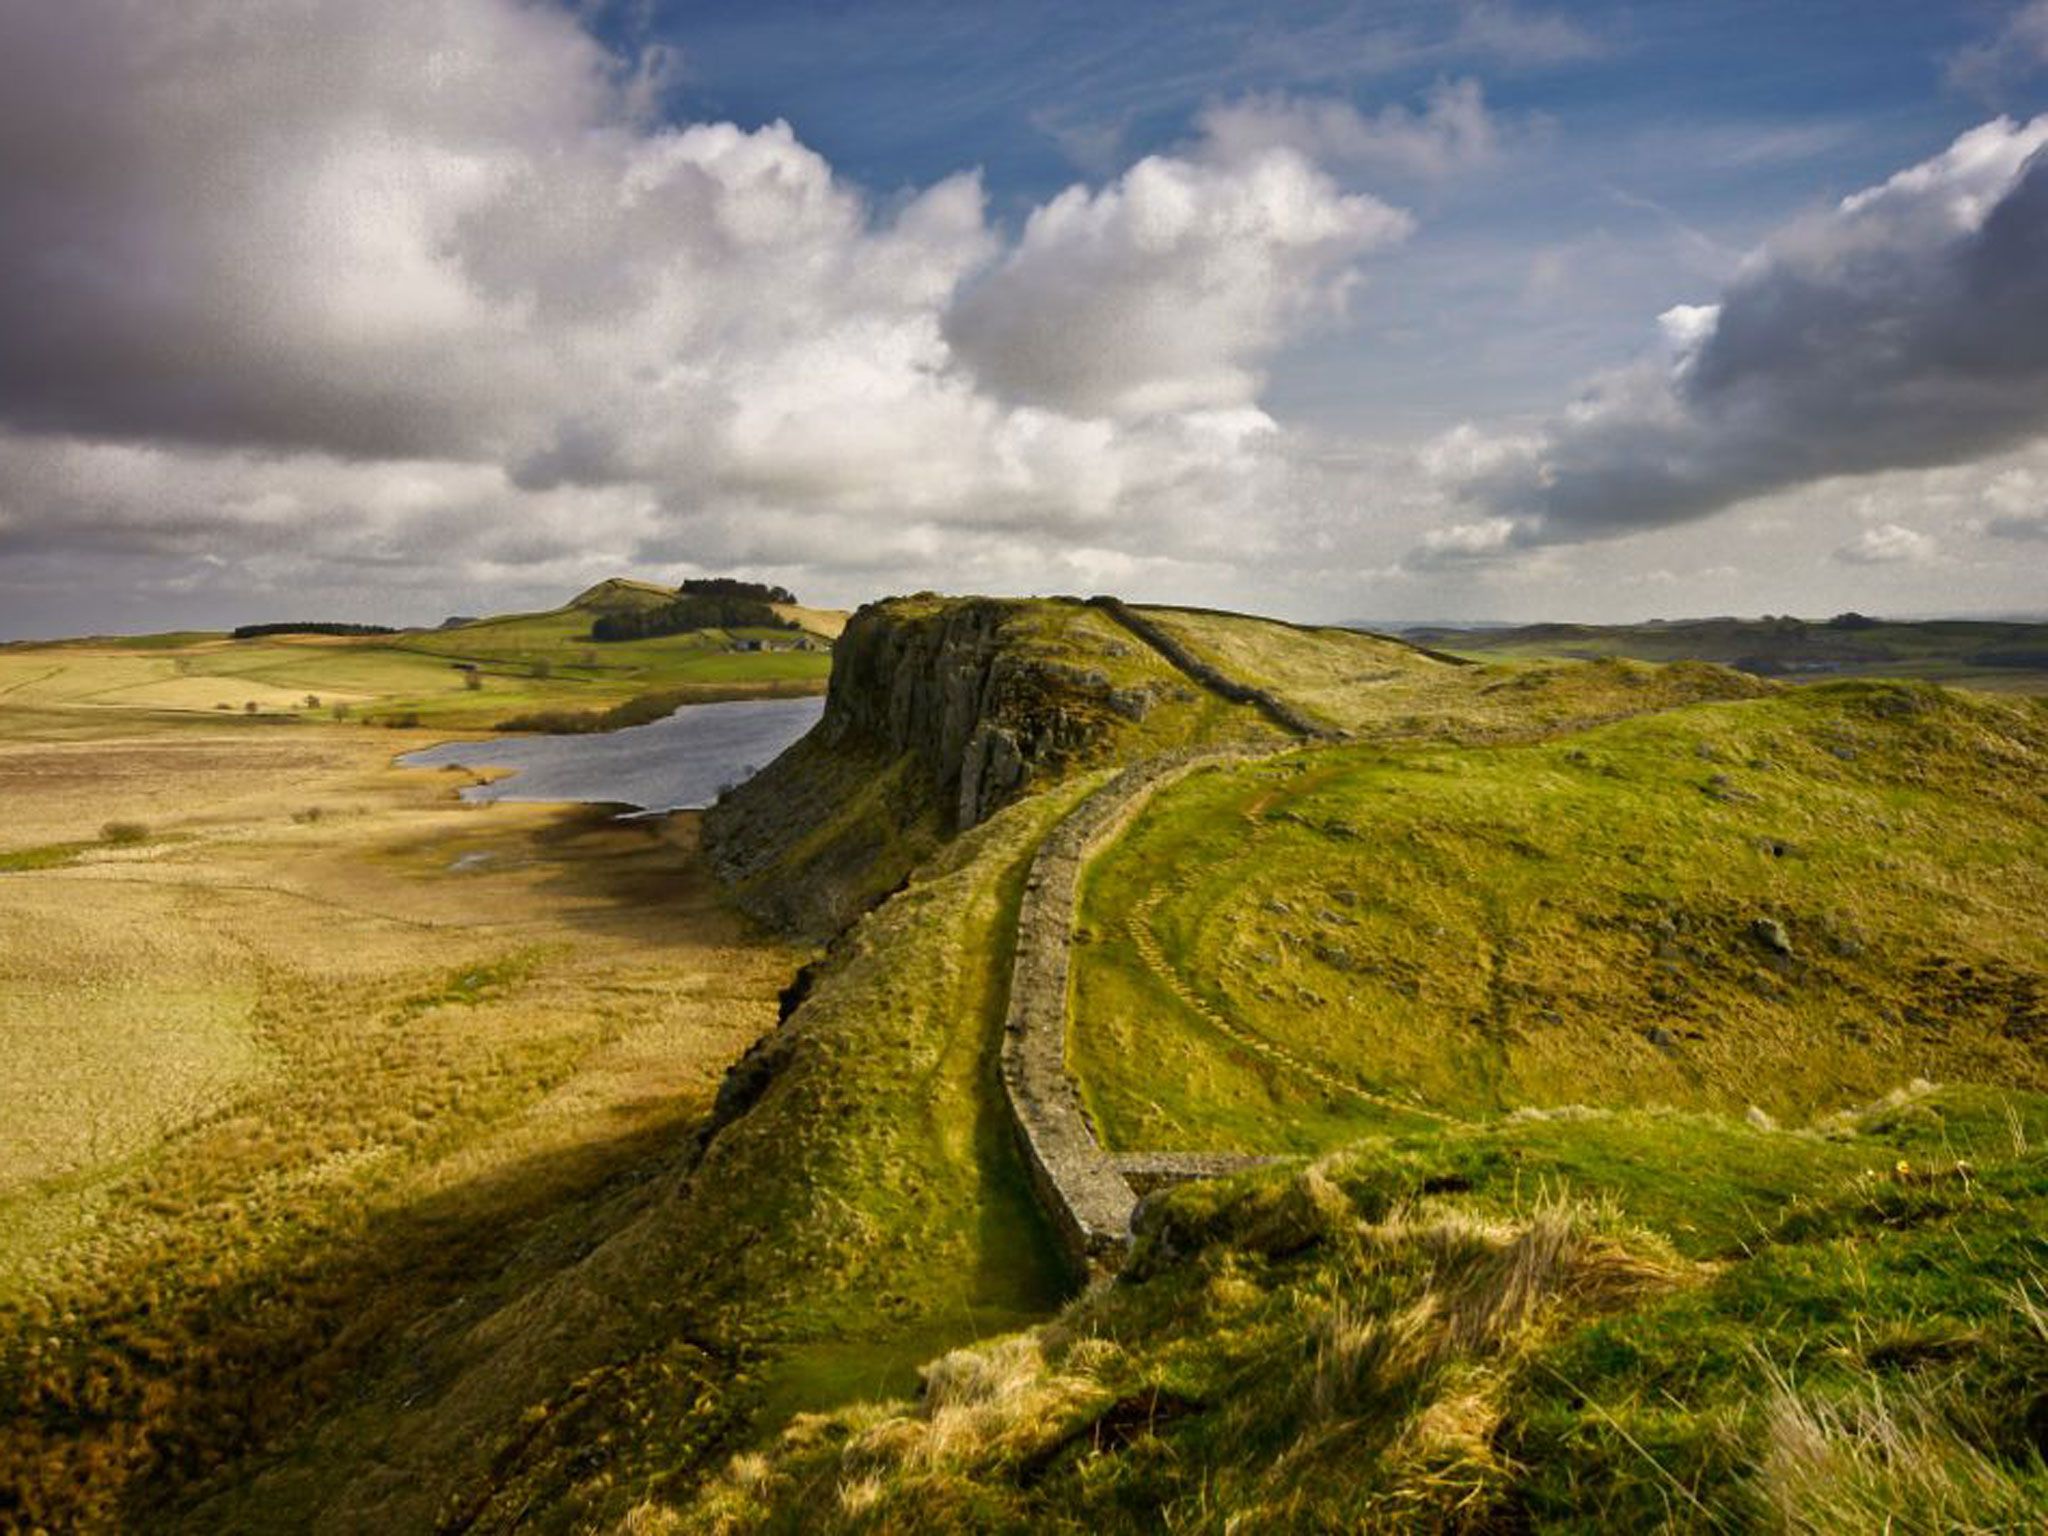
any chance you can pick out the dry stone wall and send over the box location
[999,742,1287,1277]
[1087,596,1345,741]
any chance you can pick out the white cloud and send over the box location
[1979,467,2048,538]
[0,0,1427,627]
[1451,2,1606,66]
[944,148,1411,419]
[1199,79,1504,181]
[1408,516,1523,568]
[1428,114,2048,553]
[1948,2,2048,97]
[1835,522,1936,565]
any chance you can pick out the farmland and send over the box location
[0,595,816,1527]
[0,582,836,734]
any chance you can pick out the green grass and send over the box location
[707,597,1281,940]
[666,1085,2048,1533]
[0,693,808,1533]
[0,840,94,872]
[0,590,838,731]
[12,591,2046,1531]
[1413,615,2048,695]
[1072,681,2048,1155]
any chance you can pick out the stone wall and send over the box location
[704,597,1149,938]
[999,742,1284,1277]
[1086,596,1345,741]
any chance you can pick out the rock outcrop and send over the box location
[702,597,1176,939]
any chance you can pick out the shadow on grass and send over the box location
[1,1099,747,1534]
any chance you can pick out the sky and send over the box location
[1,0,2046,638]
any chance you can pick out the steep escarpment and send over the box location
[702,595,1274,939]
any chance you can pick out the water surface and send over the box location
[399,695,823,812]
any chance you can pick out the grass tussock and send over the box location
[643,1085,2048,1534]
[1757,1371,2048,1535]
[664,1183,1692,1534]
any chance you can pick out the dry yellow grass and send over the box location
[0,698,805,1527]
[0,710,796,1275]
[771,602,850,639]
[1130,606,1448,732]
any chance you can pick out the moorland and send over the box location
[2,590,2044,1533]
[1402,612,2048,693]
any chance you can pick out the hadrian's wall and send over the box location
[1086,596,1345,742]
[998,742,1283,1277]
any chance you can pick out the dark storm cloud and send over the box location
[1438,116,2048,546]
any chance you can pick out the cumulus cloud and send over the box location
[1429,114,2048,552]
[1198,79,1504,180]
[1408,516,1521,568]
[944,150,1409,418]
[1977,466,2048,539]
[0,0,1427,628]
[1834,522,1936,565]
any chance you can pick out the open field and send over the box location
[0,585,837,733]
[0,706,802,1528]
[1404,615,2048,694]
[1071,680,2048,1155]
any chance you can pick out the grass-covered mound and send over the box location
[0,577,842,732]
[1127,606,1766,737]
[703,597,1287,939]
[1073,680,2048,1155]
[667,1084,2048,1533]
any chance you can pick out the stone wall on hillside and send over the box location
[1086,596,1345,741]
[1000,742,1285,1277]
[702,597,1140,937]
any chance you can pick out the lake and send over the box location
[398,695,825,812]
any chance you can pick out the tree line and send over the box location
[591,594,798,642]
[231,622,398,639]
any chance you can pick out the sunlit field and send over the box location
[0,591,833,734]
[0,681,802,1526]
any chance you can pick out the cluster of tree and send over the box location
[231,621,396,639]
[676,577,797,604]
[591,594,797,642]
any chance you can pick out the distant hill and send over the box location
[0,578,843,729]
[1402,613,2048,693]
[566,577,679,614]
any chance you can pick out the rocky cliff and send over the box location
[701,595,1213,939]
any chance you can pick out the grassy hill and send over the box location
[0,579,841,732]
[638,666,2047,1533]
[1071,681,2048,1155]
[1403,614,2048,695]
[4,592,2044,1531]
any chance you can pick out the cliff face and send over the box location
[823,597,1149,829]
[700,596,1168,939]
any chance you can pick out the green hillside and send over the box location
[693,1082,2048,1533]
[0,579,841,731]
[5,593,2044,1532]
[1072,681,2048,1155]
[1405,614,2048,694]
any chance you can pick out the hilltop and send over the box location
[0,578,844,733]
[2,592,2043,1532]
[1403,613,2048,694]
[567,577,683,613]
